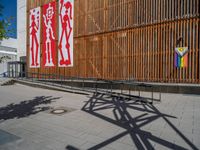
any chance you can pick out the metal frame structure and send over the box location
[6,71,162,104]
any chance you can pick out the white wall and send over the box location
[17,0,27,60]
[0,38,17,49]
[0,38,17,74]
[0,53,17,74]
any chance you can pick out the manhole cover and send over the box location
[49,107,76,115]
[51,109,67,114]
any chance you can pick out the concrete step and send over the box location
[38,78,200,95]
[0,78,15,86]
[13,78,200,95]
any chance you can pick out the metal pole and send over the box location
[95,79,98,95]
[82,78,85,91]
[61,76,63,87]
[129,84,131,99]
[121,83,123,95]
[110,82,113,94]
[71,78,73,91]
[107,82,109,94]
[138,86,141,97]
[32,73,33,82]
[151,86,154,104]
[159,86,161,101]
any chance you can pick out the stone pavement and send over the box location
[0,84,200,150]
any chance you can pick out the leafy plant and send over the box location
[0,3,14,64]
[0,3,14,40]
[0,56,11,63]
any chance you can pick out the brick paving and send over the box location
[0,84,200,150]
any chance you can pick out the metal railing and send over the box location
[6,71,162,104]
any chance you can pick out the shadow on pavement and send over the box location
[66,145,80,150]
[0,96,60,121]
[79,93,198,150]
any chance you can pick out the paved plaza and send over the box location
[0,84,200,150]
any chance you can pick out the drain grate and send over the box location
[51,109,67,114]
[49,107,76,115]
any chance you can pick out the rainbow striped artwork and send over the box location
[174,47,189,68]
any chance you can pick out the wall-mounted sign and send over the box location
[29,7,41,68]
[42,1,56,67]
[58,0,74,67]
[175,47,189,68]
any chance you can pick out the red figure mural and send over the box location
[42,2,56,67]
[29,7,40,68]
[59,0,74,67]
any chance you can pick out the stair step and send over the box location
[0,78,14,86]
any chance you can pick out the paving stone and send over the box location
[174,135,195,150]
[108,141,136,150]
[0,129,21,146]
[154,143,176,150]
[193,138,200,149]
[0,84,200,150]
[80,141,116,150]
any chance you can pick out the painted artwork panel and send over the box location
[58,0,74,67]
[29,7,41,68]
[42,2,56,67]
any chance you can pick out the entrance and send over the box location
[7,61,26,78]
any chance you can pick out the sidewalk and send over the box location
[0,84,200,150]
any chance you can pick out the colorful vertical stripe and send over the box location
[175,52,188,68]
[183,53,188,67]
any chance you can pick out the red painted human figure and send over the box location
[59,0,72,65]
[30,10,39,66]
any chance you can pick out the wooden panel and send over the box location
[27,0,200,83]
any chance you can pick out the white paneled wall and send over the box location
[17,0,27,60]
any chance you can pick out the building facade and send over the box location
[0,38,17,74]
[27,0,200,83]
[17,0,27,61]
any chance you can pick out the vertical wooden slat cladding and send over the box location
[27,0,200,83]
